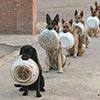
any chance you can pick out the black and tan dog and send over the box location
[74,10,89,48]
[45,14,66,72]
[14,45,45,97]
[62,18,86,57]
[95,1,100,20]
[87,6,100,37]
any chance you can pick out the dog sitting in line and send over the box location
[45,14,66,72]
[62,18,86,58]
[87,6,100,37]
[95,1,100,20]
[14,45,45,97]
[74,10,89,48]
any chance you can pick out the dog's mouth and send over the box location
[21,56,29,60]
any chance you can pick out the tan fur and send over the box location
[45,42,66,73]
[62,19,86,58]
[87,6,100,37]
[87,27,100,37]
[45,14,66,73]
[74,10,89,47]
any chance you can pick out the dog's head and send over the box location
[90,6,98,17]
[46,14,59,33]
[20,45,37,61]
[95,1,100,18]
[74,10,84,24]
[62,19,73,33]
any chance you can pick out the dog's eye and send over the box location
[75,16,81,19]
[63,26,69,28]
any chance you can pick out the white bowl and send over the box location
[73,22,85,36]
[86,16,100,28]
[10,57,39,86]
[38,29,59,51]
[59,32,75,49]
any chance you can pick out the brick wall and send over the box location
[0,0,37,34]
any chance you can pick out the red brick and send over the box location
[0,0,37,34]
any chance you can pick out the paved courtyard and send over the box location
[0,0,100,100]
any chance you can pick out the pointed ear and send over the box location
[46,14,51,24]
[80,11,83,17]
[53,14,59,25]
[74,10,78,16]
[90,6,93,11]
[95,1,98,7]
[69,19,73,25]
[62,19,65,24]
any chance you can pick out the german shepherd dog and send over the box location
[62,18,86,58]
[74,10,89,48]
[14,45,45,97]
[45,14,66,72]
[95,1,100,20]
[87,6,100,37]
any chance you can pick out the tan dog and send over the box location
[95,1,100,20]
[74,10,89,48]
[45,14,66,73]
[62,19,86,58]
[87,6,100,37]
[74,10,84,24]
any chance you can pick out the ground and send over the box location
[0,0,100,100]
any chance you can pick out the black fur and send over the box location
[46,14,59,33]
[14,45,45,97]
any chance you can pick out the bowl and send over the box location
[10,57,39,86]
[73,22,85,36]
[59,32,75,49]
[86,16,100,28]
[38,29,59,51]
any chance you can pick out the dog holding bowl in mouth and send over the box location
[10,45,45,97]
[86,6,100,37]
[60,19,86,58]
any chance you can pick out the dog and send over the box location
[95,1,100,20]
[62,18,86,58]
[74,10,84,24]
[14,45,45,97]
[45,14,66,72]
[87,6,100,37]
[74,10,89,48]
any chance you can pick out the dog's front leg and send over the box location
[36,76,42,97]
[23,86,28,96]
[73,40,78,58]
[58,48,63,73]
[44,51,50,72]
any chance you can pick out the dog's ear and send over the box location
[74,10,78,16]
[95,1,98,7]
[53,14,59,25]
[90,6,93,11]
[46,14,51,24]
[62,19,65,24]
[69,19,73,25]
[80,11,83,17]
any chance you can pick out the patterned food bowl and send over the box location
[10,57,39,86]
[59,32,75,49]
[86,16,100,28]
[38,29,59,51]
[73,22,85,36]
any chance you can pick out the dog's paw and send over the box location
[23,92,28,96]
[36,93,42,97]
[40,88,45,92]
